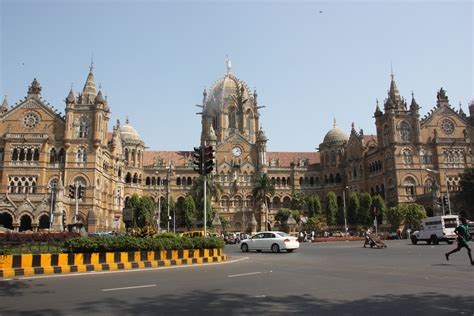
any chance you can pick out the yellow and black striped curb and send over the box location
[0,248,226,278]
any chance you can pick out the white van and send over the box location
[411,215,459,245]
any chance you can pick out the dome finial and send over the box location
[125,115,129,124]
[333,117,336,128]
[226,54,232,75]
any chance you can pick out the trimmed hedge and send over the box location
[63,236,225,253]
[1,232,80,243]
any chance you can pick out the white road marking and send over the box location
[101,284,157,292]
[9,256,250,281]
[0,278,13,281]
[228,271,262,278]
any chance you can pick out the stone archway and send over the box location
[0,212,14,229]
[38,214,50,230]
[19,214,33,232]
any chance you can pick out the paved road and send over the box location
[1,240,473,316]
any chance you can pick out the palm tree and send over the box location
[252,173,275,230]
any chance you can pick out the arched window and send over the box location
[146,177,151,185]
[402,148,413,165]
[50,148,57,163]
[282,196,291,208]
[176,178,181,185]
[246,110,254,135]
[299,177,303,186]
[124,148,129,163]
[228,108,236,129]
[187,177,192,186]
[399,121,412,142]
[151,177,156,185]
[12,148,19,161]
[78,118,89,138]
[58,148,65,164]
[404,176,417,200]
[272,197,281,209]
[19,148,26,161]
[383,125,389,146]
[26,148,33,161]
[424,178,433,194]
[77,147,87,162]
[125,172,132,183]
[335,173,341,183]
[133,173,138,184]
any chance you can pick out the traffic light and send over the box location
[203,145,215,175]
[68,185,75,199]
[442,195,448,206]
[78,185,85,199]
[193,146,203,174]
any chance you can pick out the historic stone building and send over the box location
[0,62,472,232]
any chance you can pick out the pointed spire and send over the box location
[374,99,382,116]
[82,61,97,102]
[27,78,42,97]
[66,87,75,103]
[0,95,8,113]
[1,95,8,108]
[333,117,336,128]
[459,102,465,116]
[351,122,355,131]
[389,68,401,102]
[410,91,419,112]
[95,89,105,104]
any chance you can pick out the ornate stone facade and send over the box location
[0,63,472,232]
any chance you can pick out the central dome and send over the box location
[205,73,250,115]
[323,127,348,145]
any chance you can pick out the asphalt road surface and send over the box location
[1,240,473,316]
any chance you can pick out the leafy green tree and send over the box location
[181,195,196,229]
[275,208,291,224]
[307,195,322,218]
[159,196,175,231]
[403,203,427,229]
[125,194,155,228]
[358,192,372,226]
[220,216,230,234]
[252,173,275,229]
[291,191,306,212]
[371,195,387,224]
[325,192,338,226]
[190,175,222,226]
[347,192,359,225]
[459,168,474,218]
[386,205,404,231]
[305,215,327,232]
[336,195,345,225]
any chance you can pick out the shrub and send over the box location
[63,235,224,253]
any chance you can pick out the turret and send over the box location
[0,96,9,114]
[27,78,42,99]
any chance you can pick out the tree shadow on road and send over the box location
[4,290,471,316]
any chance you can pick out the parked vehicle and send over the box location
[411,215,459,245]
[240,231,299,253]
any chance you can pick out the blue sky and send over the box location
[1,0,472,151]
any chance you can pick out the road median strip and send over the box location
[0,248,226,278]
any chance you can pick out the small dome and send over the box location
[323,127,348,145]
[119,118,142,142]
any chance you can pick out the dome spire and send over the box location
[389,65,401,102]
[333,117,336,128]
[226,55,232,75]
[125,115,129,124]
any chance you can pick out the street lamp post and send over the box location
[342,186,349,235]
[426,168,451,215]
[166,162,173,233]
[156,171,162,231]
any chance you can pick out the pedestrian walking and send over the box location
[445,217,473,265]
[363,227,372,248]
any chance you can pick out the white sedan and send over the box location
[240,231,300,253]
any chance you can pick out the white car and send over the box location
[240,231,300,253]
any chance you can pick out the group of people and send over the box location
[299,231,315,242]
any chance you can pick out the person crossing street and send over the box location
[445,217,473,265]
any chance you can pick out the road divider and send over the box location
[0,248,226,278]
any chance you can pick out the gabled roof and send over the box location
[267,152,320,167]
[2,95,65,123]
[143,151,191,167]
